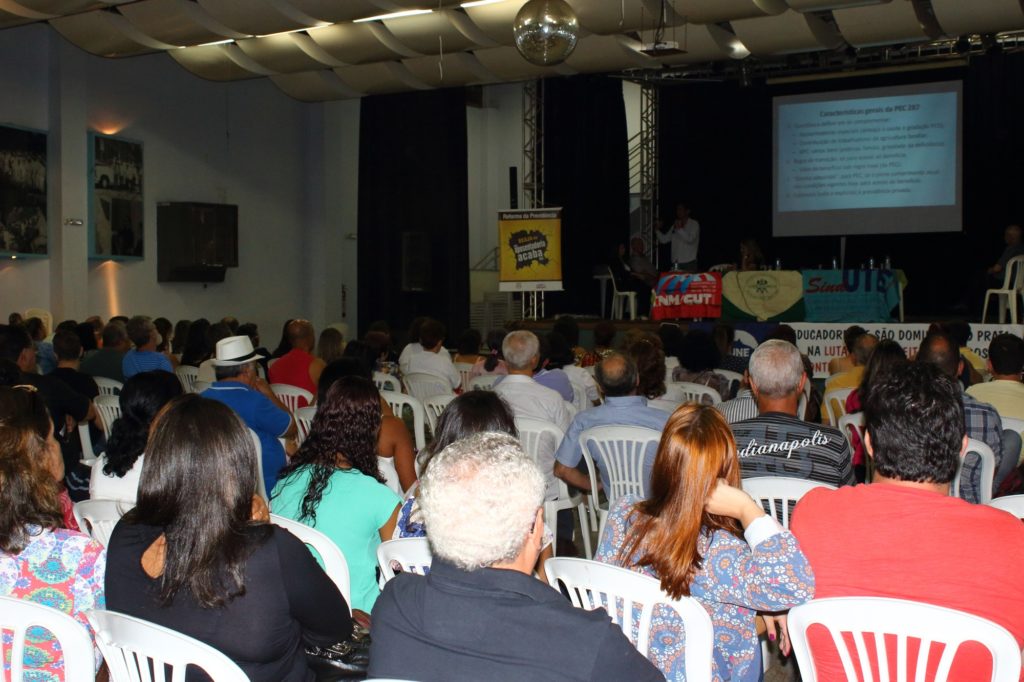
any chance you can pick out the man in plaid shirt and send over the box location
[918,331,1003,503]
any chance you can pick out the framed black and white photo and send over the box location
[89,132,143,259]
[0,124,47,257]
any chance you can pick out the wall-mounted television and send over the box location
[157,202,238,282]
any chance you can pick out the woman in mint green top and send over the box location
[271,377,401,613]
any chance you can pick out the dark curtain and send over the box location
[543,75,630,315]
[658,52,1024,317]
[357,89,469,339]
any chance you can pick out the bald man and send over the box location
[268,319,325,405]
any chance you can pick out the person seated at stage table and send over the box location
[967,333,1024,422]
[790,361,1024,682]
[403,319,460,391]
[268,319,325,404]
[733,340,855,488]
[469,329,508,379]
[738,238,765,271]
[623,237,659,288]
[672,329,729,403]
[826,325,865,376]
[986,223,1024,282]
[610,244,652,317]
[656,202,700,271]
[622,331,666,400]
[823,331,878,396]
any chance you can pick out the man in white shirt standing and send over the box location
[404,319,460,390]
[656,202,700,271]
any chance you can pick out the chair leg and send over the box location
[577,502,592,559]
[1000,296,1008,324]
[982,294,990,324]
[544,500,557,557]
[628,295,636,320]
[1012,294,1019,325]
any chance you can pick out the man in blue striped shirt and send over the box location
[122,316,174,379]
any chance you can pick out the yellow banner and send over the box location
[498,209,563,291]
[722,271,804,321]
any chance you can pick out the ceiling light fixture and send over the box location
[460,0,505,7]
[354,9,433,23]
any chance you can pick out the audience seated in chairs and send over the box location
[317,326,346,366]
[790,361,1024,680]
[82,320,130,383]
[595,404,814,681]
[622,331,666,400]
[553,315,599,368]
[823,330,877,396]
[397,316,428,374]
[171,318,191,357]
[369,431,663,682]
[0,385,106,678]
[715,370,759,424]
[493,330,573,433]
[499,332,574,402]
[826,325,866,377]
[967,333,1024,420]
[549,331,600,406]
[843,339,907,481]
[452,328,483,366]
[105,394,353,682]
[122,315,176,380]
[90,370,182,504]
[268,319,325,402]
[671,329,730,402]
[271,376,402,615]
[402,319,461,391]
[469,329,508,379]
[732,340,855,488]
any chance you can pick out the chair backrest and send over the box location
[402,372,454,401]
[78,422,97,464]
[0,595,95,681]
[836,411,866,448]
[423,394,456,433]
[468,374,499,391]
[453,362,475,392]
[87,609,250,682]
[647,398,682,414]
[94,376,123,396]
[248,428,267,502]
[741,476,836,528]
[607,264,623,295]
[579,425,663,510]
[269,514,352,613]
[663,381,722,405]
[713,369,743,398]
[989,494,1024,517]
[374,371,400,393]
[294,405,317,445]
[952,438,997,505]
[377,537,433,583]
[569,380,588,413]
[382,390,426,451]
[788,597,1022,682]
[72,498,130,547]
[94,394,122,436]
[515,416,564,470]
[544,558,713,681]
[174,364,199,393]
[1003,254,1024,290]
[822,388,854,426]
[270,383,313,412]
[1000,415,1024,436]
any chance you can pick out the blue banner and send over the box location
[801,269,901,322]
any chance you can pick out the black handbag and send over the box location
[305,624,371,681]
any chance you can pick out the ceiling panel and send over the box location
[930,0,1024,36]
[566,0,676,35]
[119,0,248,46]
[281,0,388,23]
[270,69,361,101]
[565,34,655,72]
[236,33,341,72]
[462,0,528,46]
[637,23,750,64]
[402,52,498,88]
[306,21,409,64]
[196,0,321,37]
[784,0,890,11]
[333,61,432,95]
[833,0,943,47]
[170,43,273,80]
[49,10,175,57]
[473,45,576,80]
[383,10,483,54]
[732,9,844,55]
[0,9,33,27]
[671,0,789,23]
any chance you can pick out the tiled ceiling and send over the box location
[5,0,1024,100]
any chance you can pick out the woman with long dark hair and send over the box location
[106,394,351,681]
[595,404,814,681]
[179,317,212,367]
[0,386,106,677]
[845,338,907,479]
[271,376,401,614]
[90,370,182,503]
[469,329,509,378]
[171,319,191,356]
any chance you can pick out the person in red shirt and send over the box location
[791,361,1024,682]
[268,319,325,405]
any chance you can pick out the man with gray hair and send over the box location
[732,339,854,487]
[493,330,573,435]
[368,432,662,681]
[121,315,174,379]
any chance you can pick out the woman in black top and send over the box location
[105,394,352,681]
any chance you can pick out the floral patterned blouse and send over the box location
[0,526,106,680]
[595,496,814,682]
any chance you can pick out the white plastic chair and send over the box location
[94,394,122,436]
[270,383,313,412]
[713,369,743,399]
[94,376,123,396]
[87,609,249,682]
[377,537,433,583]
[269,513,352,613]
[374,371,400,393]
[454,362,475,392]
[837,410,868,475]
[73,498,130,547]
[989,494,1024,517]
[544,557,713,681]
[468,374,499,391]
[983,254,1024,324]
[423,394,455,433]
[788,597,1022,682]
[403,372,454,402]
[294,405,317,445]
[578,425,663,536]
[741,476,836,528]
[382,390,427,451]
[608,265,637,320]
[569,380,589,413]
[516,417,593,559]
[647,397,682,413]
[174,365,199,393]
[248,428,268,502]
[952,438,997,505]
[822,388,854,427]
[663,381,722,405]
[78,422,98,465]
[0,595,96,681]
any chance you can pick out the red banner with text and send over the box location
[652,272,723,320]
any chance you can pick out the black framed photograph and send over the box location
[0,124,47,256]
[89,132,143,259]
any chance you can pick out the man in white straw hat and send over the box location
[202,335,297,495]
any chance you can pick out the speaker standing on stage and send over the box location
[656,202,700,271]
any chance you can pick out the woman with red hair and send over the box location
[594,404,814,682]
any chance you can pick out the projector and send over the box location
[641,41,686,57]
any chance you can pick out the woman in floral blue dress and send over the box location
[595,404,814,681]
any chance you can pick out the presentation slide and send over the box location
[773,81,962,237]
